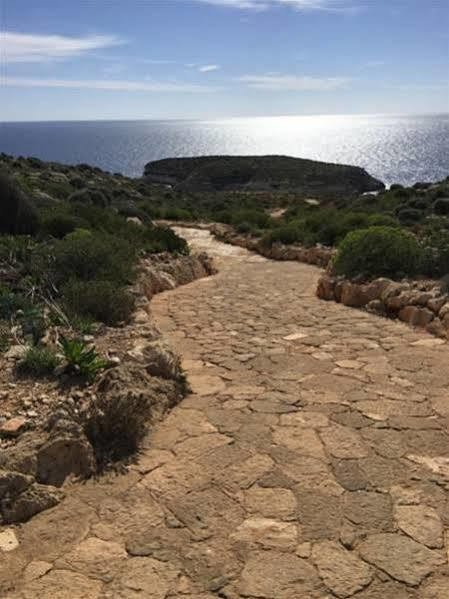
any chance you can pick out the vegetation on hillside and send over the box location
[2,151,449,293]
[0,154,189,382]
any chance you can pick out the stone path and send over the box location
[2,228,449,598]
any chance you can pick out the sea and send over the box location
[1,113,448,187]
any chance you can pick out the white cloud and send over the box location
[1,31,124,63]
[239,74,349,90]
[199,64,221,72]
[194,0,357,12]
[3,77,218,93]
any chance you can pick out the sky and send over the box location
[1,0,448,121]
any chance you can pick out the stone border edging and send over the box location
[156,220,335,268]
[317,274,449,339]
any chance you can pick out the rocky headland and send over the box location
[144,155,385,197]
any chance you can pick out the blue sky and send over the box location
[1,0,448,120]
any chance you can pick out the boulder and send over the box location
[37,432,96,487]
[316,275,336,301]
[0,417,28,438]
[340,282,371,307]
[426,318,447,338]
[0,470,34,500]
[428,296,447,314]
[398,306,434,327]
[438,303,449,320]
[1,482,63,524]
[143,340,183,381]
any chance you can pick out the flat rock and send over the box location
[320,425,369,459]
[238,550,321,598]
[0,417,28,438]
[55,537,127,582]
[312,540,373,598]
[23,560,53,581]
[15,569,103,599]
[358,533,445,585]
[395,504,443,548]
[230,517,298,552]
[243,486,297,519]
[108,556,180,598]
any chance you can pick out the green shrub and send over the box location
[41,213,87,239]
[162,206,193,221]
[60,335,110,382]
[236,222,252,234]
[263,221,307,246]
[397,208,423,225]
[69,176,87,189]
[62,279,135,326]
[366,214,399,228]
[419,229,449,278]
[433,198,449,216]
[0,170,39,235]
[142,226,189,254]
[68,189,108,207]
[232,209,272,229]
[52,233,135,285]
[0,291,30,320]
[334,226,422,280]
[17,347,60,377]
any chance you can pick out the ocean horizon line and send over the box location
[2,111,449,125]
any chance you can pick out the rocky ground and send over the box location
[1,229,449,598]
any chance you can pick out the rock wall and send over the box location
[210,224,335,268]
[317,274,449,339]
[0,251,214,524]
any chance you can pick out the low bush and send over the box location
[419,229,449,278]
[83,391,151,467]
[0,171,39,235]
[41,213,87,239]
[17,346,60,377]
[69,176,87,189]
[236,222,252,234]
[62,279,135,326]
[52,232,135,285]
[334,226,422,279]
[163,206,194,221]
[0,291,30,320]
[433,198,449,216]
[397,208,423,225]
[231,209,272,229]
[68,189,108,208]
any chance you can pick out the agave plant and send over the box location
[59,335,111,382]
